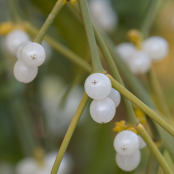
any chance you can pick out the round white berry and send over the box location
[143,36,168,61]
[116,43,135,62]
[20,42,46,67]
[16,41,31,59]
[113,130,140,156]
[84,73,112,100]
[90,97,116,123]
[108,88,121,107]
[16,152,73,174]
[5,29,30,56]
[116,150,141,172]
[89,0,117,32]
[128,51,151,74]
[15,158,38,174]
[14,60,38,83]
[138,135,146,149]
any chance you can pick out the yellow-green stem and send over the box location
[147,69,173,121]
[34,0,66,43]
[78,0,105,73]
[26,23,92,72]
[137,124,173,174]
[108,74,174,137]
[94,27,138,125]
[7,0,21,23]
[51,93,89,174]
[140,0,160,38]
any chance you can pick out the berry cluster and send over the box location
[16,152,73,174]
[84,73,121,123]
[113,130,146,171]
[5,29,46,83]
[116,36,169,74]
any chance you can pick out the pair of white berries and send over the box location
[5,29,46,83]
[84,73,121,123]
[113,130,146,171]
[16,152,73,174]
[116,36,169,74]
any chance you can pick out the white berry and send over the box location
[90,97,116,123]
[5,29,30,56]
[138,135,146,149]
[113,130,140,156]
[143,36,168,61]
[89,0,118,32]
[14,60,38,83]
[16,152,73,174]
[128,51,151,74]
[84,73,112,100]
[116,43,135,62]
[16,41,31,59]
[15,158,38,174]
[108,88,121,107]
[116,150,141,172]
[20,42,46,67]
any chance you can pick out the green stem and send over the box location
[33,0,66,43]
[78,0,105,73]
[147,69,173,121]
[7,0,22,23]
[26,23,92,72]
[108,74,174,137]
[72,2,137,124]
[140,0,160,38]
[94,27,138,125]
[51,93,89,174]
[137,124,173,174]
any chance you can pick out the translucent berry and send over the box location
[90,97,116,123]
[16,152,73,174]
[113,130,140,156]
[5,29,30,56]
[15,158,38,174]
[20,42,46,67]
[108,88,121,107]
[128,51,151,74]
[16,41,31,59]
[116,43,135,62]
[14,60,38,83]
[138,135,146,149]
[89,0,117,32]
[84,73,112,100]
[116,150,141,172]
[143,36,168,61]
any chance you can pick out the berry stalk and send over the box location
[108,74,174,137]
[51,93,89,174]
[147,69,173,121]
[26,23,92,72]
[34,0,66,43]
[137,124,173,174]
[78,0,105,73]
[94,27,138,125]
[140,0,161,38]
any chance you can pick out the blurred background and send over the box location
[0,0,173,173]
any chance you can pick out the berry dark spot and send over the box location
[31,54,37,60]
[121,146,127,151]
[92,80,97,85]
